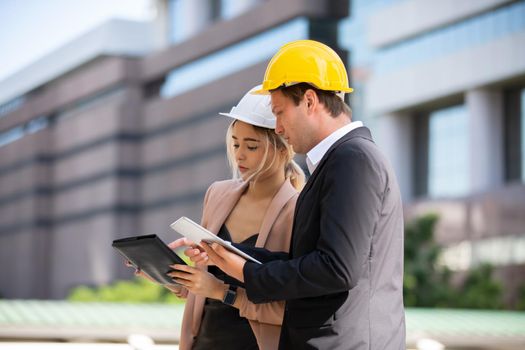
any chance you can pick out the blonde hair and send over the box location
[226,121,305,191]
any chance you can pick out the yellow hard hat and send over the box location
[253,40,353,95]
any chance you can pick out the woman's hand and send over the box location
[168,264,226,300]
[125,260,156,282]
[125,260,189,299]
[166,284,189,299]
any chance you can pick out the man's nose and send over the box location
[275,121,284,135]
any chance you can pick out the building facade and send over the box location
[351,0,525,305]
[0,0,524,302]
[0,0,347,299]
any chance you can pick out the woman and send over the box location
[169,85,304,350]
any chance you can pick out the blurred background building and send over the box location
[0,0,524,311]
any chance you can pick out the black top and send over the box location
[191,224,259,350]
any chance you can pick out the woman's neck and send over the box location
[245,171,285,200]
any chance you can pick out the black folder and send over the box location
[112,234,186,285]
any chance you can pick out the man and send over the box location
[173,40,405,349]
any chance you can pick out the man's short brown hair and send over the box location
[274,83,351,118]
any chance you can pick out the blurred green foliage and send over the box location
[403,214,455,307]
[404,214,503,309]
[68,214,508,308]
[516,283,525,310]
[457,263,503,309]
[68,277,184,304]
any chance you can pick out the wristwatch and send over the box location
[222,284,238,305]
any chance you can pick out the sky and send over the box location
[0,0,154,82]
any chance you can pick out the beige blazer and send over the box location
[179,179,298,350]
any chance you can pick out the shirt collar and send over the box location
[306,121,364,175]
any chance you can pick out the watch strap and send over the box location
[222,284,238,305]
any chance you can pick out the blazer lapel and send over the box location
[256,180,297,248]
[206,180,248,235]
[193,180,296,334]
[290,127,373,252]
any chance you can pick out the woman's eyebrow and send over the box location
[232,135,260,142]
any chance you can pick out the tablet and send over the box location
[170,216,262,264]
[112,234,187,285]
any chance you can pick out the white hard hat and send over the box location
[219,85,275,129]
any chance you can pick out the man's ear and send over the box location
[304,89,317,112]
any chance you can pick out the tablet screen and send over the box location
[112,234,187,285]
[170,217,262,264]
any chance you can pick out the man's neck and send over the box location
[313,113,351,147]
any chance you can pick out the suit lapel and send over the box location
[290,127,373,251]
[298,126,372,204]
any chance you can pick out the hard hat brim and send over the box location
[251,86,354,95]
[250,88,270,95]
[218,113,275,129]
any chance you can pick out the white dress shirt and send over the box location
[306,121,364,175]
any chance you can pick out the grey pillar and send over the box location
[376,112,413,203]
[466,89,504,193]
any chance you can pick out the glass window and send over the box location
[0,126,24,148]
[428,105,469,197]
[160,17,308,99]
[169,0,217,44]
[373,1,525,75]
[522,89,525,182]
[221,0,260,20]
[0,95,25,118]
[338,0,403,68]
[0,116,49,148]
[504,87,524,182]
[26,116,49,134]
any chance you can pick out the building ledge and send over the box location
[0,19,155,106]
[367,31,525,114]
[368,0,513,48]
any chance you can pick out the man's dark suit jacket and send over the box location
[238,127,406,349]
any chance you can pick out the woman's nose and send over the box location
[236,150,246,161]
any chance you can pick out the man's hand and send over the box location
[167,237,210,265]
[201,242,247,282]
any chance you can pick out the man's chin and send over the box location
[290,144,304,155]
